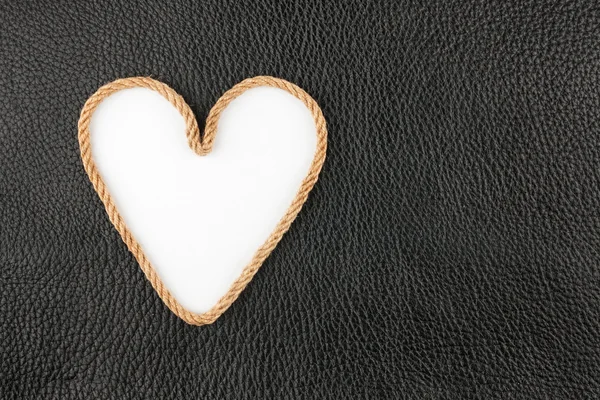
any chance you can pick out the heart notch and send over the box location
[78,76,327,326]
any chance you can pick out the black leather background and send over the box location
[2,1,600,398]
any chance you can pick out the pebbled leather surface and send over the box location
[2,1,600,398]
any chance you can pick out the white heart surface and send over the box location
[90,86,317,314]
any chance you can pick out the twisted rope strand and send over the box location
[78,76,327,325]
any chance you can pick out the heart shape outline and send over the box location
[78,76,327,326]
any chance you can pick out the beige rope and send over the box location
[78,76,327,326]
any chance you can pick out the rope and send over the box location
[78,76,327,326]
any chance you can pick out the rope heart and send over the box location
[78,76,327,325]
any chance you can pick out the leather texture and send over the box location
[2,1,600,398]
